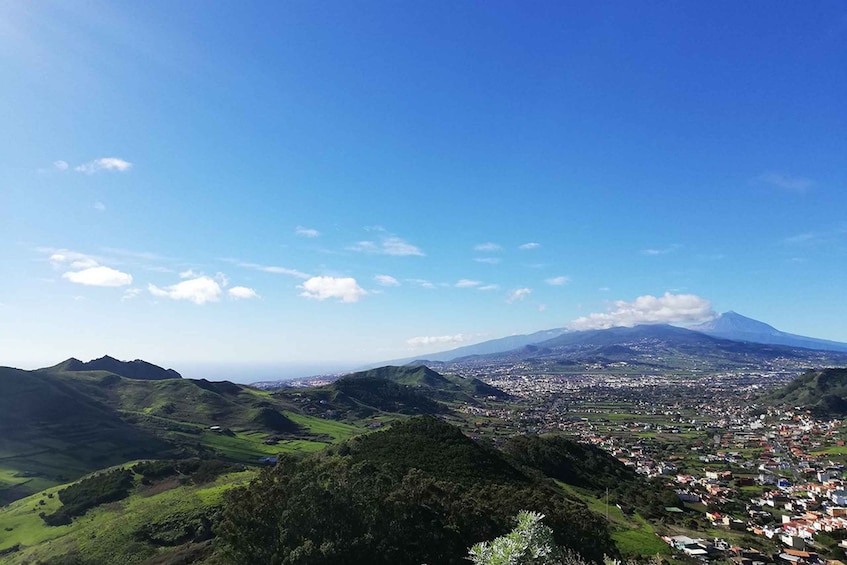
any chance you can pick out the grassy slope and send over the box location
[0,368,172,504]
[0,466,255,564]
[556,482,670,558]
[0,367,362,504]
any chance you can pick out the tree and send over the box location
[468,511,590,565]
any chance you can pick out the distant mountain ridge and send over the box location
[43,355,182,380]
[430,322,847,374]
[378,312,847,368]
[374,328,569,366]
[690,311,847,353]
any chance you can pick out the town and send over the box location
[448,365,847,564]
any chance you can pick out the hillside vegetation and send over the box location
[217,416,614,564]
[764,368,847,416]
[272,365,508,421]
[0,364,357,504]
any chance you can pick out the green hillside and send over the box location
[0,366,359,504]
[764,367,847,416]
[217,416,613,564]
[0,367,171,505]
[42,355,182,381]
[340,364,508,403]
[0,460,254,564]
[0,415,671,564]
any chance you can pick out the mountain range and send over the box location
[690,311,847,353]
[392,311,847,368]
[44,355,183,380]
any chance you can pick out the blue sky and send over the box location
[2,2,846,379]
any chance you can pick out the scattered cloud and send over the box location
[406,334,472,347]
[474,257,501,264]
[756,172,814,193]
[474,242,501,252]
[537,304,548,312]
[641,244,681,256]
[94,201,106,212]
[598,286,610,292]
[295,226,320,238]
[229,286,259,300]
[299,276,366,303]
[235,261,311,279]
[784,232,818,245]
[99,247,165,262]
[568,292,715,330]
[75,157,133,174]
[455,279,481,288]
[546,276,571,286]
[479,284,500,291]
[374,274,400,287]
[783,226,847,246]
[47,249,133,287]
[507,288,532,303]
[53,160,69,171]
[179,269,200,279]
[406,278,435,289]
[519,242,540,250]
[148,276,223,305]
[49,250,100,270]
[350,235,424,256]
[63,266,133,287]
[122,287,143,301]
[214,272,230,288]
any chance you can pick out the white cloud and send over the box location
[295,226,320,238]
[229,286,259,300]
[782,226,847,248]
[148,276,223,305]
[406,334,472,347]
[75,157,133,174]
[537,304,548,312]
[641,244,681,256]
[474,257,501,264]
[215,272,230,288]
[122,287,143,301]
[47,249,134,288]
[299,276,366,303]
[179,269,200,279]
[519,242,540,250]
[568,292,715,330]
[53,160,69,171]
[382,236,424,256]
[406,278,435,289]
[63,266,133,287]
[49,250,100,270]
[374,274,400,287]
[349,234,424,257]
[479,284,499,291]
[757,172,813,193]
[546,276,571,286]
[94,201,106,212]
[236,261,311,279]
[455,279,481,288]
[474,242,501,252]
[507,288,532,303]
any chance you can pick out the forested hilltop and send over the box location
[216,416,671,565]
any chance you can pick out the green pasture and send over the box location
[0,468,255,564]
